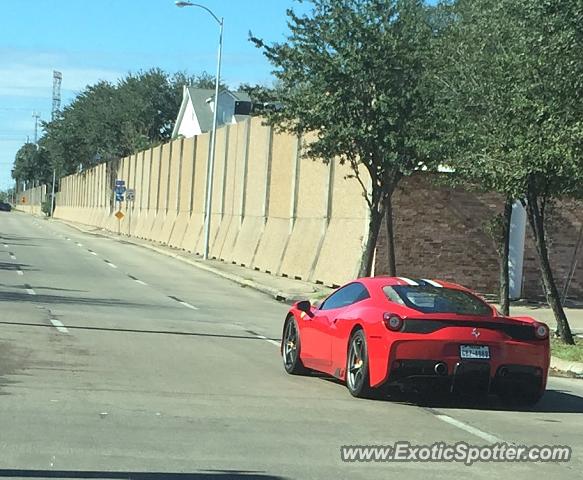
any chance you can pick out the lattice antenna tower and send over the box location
[52,71,62,121]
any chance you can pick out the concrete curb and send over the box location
[49,218,323,305]
[550,356,583,376]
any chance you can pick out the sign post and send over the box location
[126,188,135,236]
[114,180,126,235]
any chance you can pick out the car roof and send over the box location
[355,276,470,292]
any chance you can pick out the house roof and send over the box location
[172,87,252,138]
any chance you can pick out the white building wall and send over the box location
[176,100,202,138]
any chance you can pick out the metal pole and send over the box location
[203,18,223,260]
[50,169,56,217]
[561,224,583,306]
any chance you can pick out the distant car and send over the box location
[0,202,12,212]
[281,277,550,406]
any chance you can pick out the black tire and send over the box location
[282,316,307,375]
[346,329,375,398]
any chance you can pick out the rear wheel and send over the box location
[346,329,375,398]
[282,316,307,375]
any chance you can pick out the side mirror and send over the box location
[297,300,312,313]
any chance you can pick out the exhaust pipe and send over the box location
[434,362,448,376]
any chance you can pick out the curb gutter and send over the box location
[550,356,583,377]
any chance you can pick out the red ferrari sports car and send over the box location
[281,277,550,405]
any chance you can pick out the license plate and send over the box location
[459,345,490,359]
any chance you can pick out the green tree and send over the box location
[40,69,216,177]
[251,0,438,276]
[12,143,52,187]
[431,0,583,343]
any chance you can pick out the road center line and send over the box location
[168,295,199,310]
[431,412,504,443]
[127,274,147,286]
[24,284,36,295]
[245,329,281,347]
[50,319,69,334]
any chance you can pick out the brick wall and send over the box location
[374,173,583,301]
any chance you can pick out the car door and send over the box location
[302,283,370,372]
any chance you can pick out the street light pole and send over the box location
[175,1,224,260]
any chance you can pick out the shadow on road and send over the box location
[0,290,150,308]
[319,376,583,413]
[0,470,285,480]
[0,320,280,343]
[0,262,36,272]
[384,388,583,414]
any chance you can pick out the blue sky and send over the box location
[0,0,307,190]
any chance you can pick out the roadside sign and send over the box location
[126,188,135,202]
[115,179,125,188]
[115,192,125,202]
[115,210,125,220]
[21,196,27,204]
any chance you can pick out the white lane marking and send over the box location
[254,333,281,347]
[50,319,69,334]
[3,244,7,248]
[105,261,117,269]
[17,270,24,276]
[76,242,83,247]
[26,287,36,295]
[422,278,442,287]
[10,254,16,260]
[433,414,504,443]
[89,251,98,256]
[398,277,419,286]
[179,301,198,310]
[66,238,71,241]
[135,279,147,286]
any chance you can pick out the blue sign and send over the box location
[115,192,125,202]
[115,179,126,188]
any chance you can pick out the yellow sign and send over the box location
[21,196,27,204]
[115,210,125,220]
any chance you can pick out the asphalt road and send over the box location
[0,212,582,480]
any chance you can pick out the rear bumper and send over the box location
[384,338,548,395]
[388,359,544,396]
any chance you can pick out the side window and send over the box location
[320,282,370,311]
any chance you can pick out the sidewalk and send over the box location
[50,217,333,305]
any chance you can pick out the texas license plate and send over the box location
[459,345,490,359]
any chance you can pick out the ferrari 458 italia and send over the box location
[281,277,550,405]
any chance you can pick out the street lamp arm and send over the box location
[175,1,223,25]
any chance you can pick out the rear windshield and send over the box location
[383,285,492,316]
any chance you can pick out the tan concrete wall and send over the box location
[182,133,209,252]
[14,185,46,215]
[51,118,369,287]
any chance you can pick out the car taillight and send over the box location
[534,323,549,339]
[383,313,403,332]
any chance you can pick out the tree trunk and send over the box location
[499,197,512,316]
[385,194,397,277]
[358,202,384,278]
[525,193,575,344]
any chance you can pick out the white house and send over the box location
[171,86,251,139]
